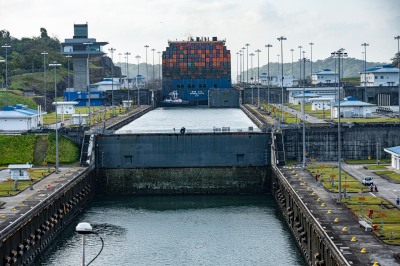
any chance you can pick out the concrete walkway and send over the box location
[280,165,399,266]
[0,166,85,230]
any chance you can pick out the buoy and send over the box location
[1,214,5,218]
[372,262,379,266]
[311,192,316,196]
[317,198,321,202]
[299,177,302,181]
[321,203,325,207]
[11,207,16,211]
[307,187,311,191]
[342,227,347,231]
[327,210,332,214]
[351,237,357,242]
[334,218,339,223]
[361,248,366,253]
[295,174,298,177]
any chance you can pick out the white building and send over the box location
[134,75,146,89]
[8,164,33,180]
[91,78,121,91]
[71,114,89,125]
[311,69,338,85]
[289,91,320,105]
[384,146,400,170]
[331,97,376,118]
[310,97,332,111]
[0,104,45,132]
[360,65,399,87]
[52,101,78,114]
[286,87,338,102]
[259,73,295,87]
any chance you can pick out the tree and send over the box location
[40,28,48,39]
[392,52,399,67]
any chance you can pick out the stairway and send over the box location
[79,134,92,167]
[271,132,286,166]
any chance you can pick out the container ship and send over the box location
[161,37,231,105]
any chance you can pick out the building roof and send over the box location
[52,101,79,106]
[332,96,376,107]
[310,97,332,101]
[292,92,320,98]
[92,78,121,86]
[313,69,337,75]
[384,146,400,156]
[8,164,33,169]
[360,65,399,74]
[0,104,42,119]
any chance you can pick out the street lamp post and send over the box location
[49,61,61,174]
[331,49,348,204]
[255,50,261,108]
[298,46,302,86]
[249,53,254,83]
[144,45,149,87]
[265,44,272,112]
[41,51,48,110]
[361,43,369,101]
[395,35,400,119]
[290,49,294,78]
[136,55,141,106]
[65,55,72,100]
[157,51,161,83]
[239,50,243,84]
[236,52,239,84]
[309,42,314,78]
[249,52,254,105]
[2,44,11,107]
[301,57,310,170]
[83,42,93,125]
[124,52,131,104]
[241,47,246,84]
[245,43,250,84]
[151,49,155,86]
[108,48,116,113]
[277,36,286,123]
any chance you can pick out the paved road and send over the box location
[340,162,400,208]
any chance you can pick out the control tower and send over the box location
[61,23,108,91]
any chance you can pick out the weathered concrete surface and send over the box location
[275,165,399,266]
[95,167,271,195]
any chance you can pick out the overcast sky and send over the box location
[1,0,399,68]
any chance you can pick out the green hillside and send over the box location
[0,90,39,109]
[0,134,80,166]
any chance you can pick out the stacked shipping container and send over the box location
[162,37,231,104]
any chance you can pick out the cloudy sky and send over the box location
[1,0,399,69]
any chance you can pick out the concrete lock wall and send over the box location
[283,124,400,161]
[95,167,271,195]
[0,170,95,266]
[208,89,240,108]
[95,133,271,168]
[272,166,348,266]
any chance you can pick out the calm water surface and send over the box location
[117,107,260,133]
[35,195,306,266]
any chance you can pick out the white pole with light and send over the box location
[395,35,400,119]
[49,61,61,174]
[265,44,272,113]
[41,51,48,110]
[2,44,11,107]
[136,55,141,106]
[108,48,116,114]
[277,36,286,123]
[331,49,347,204]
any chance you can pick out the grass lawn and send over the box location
[345,159,391,164]
[0,168,52,196]
[342,196,400,245]
[306,164,370,193]
[364,165,389,170]
[261,103,300,125]
[374,171,400,182]
[286,103,331,120]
